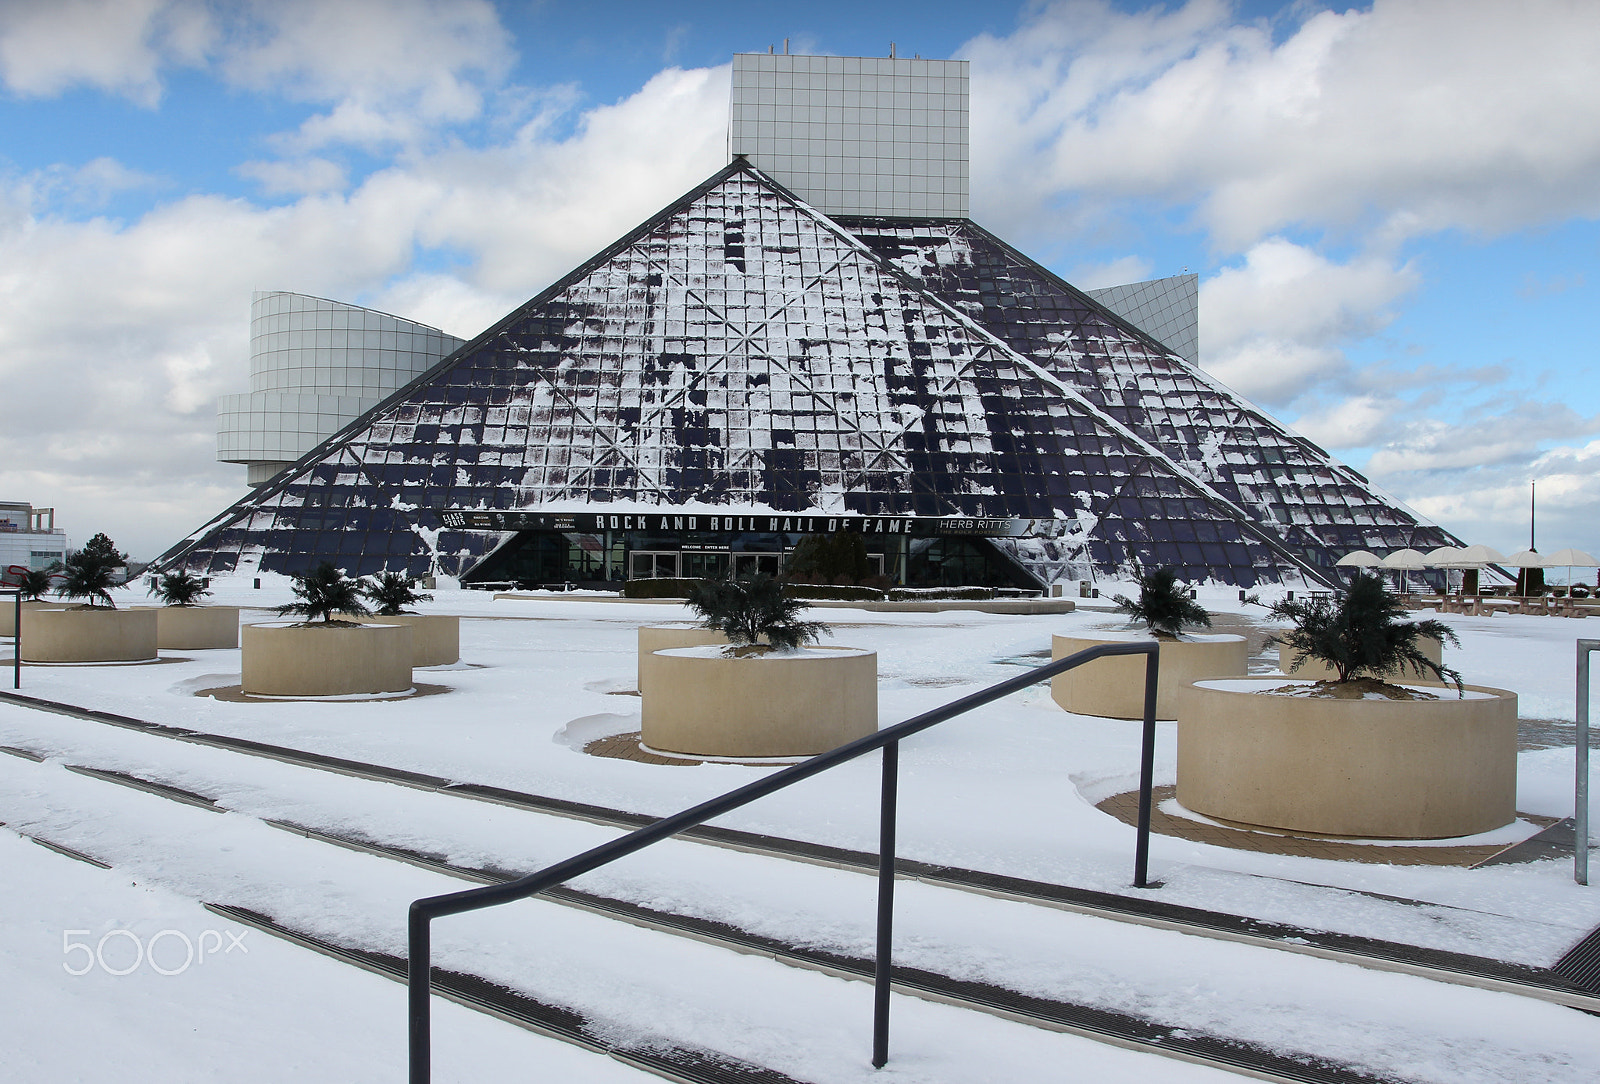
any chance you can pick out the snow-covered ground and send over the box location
[2,577,1597,1082]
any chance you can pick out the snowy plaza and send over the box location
[1,581,1597,1082]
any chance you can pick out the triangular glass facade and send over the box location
[159,163,1454,588]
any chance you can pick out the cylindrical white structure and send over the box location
[217,292,463,485]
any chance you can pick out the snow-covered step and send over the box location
[4,736,1600,1083]
[0,751,1253,1083]
[2,690,1593,1012]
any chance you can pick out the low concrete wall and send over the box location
[149,606,240,650]
[1277,635,1444,684]
[642,646,877,758]
[241,622,413,696]
[1177,677,1517,839]
[358,614,459,667]
[0,599,48,638]
[637,625,733,697]
[1051,633,1247,720]
[22,607,158,663]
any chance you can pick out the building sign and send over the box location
[440,509,1029,537]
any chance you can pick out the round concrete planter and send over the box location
[357,614,459,667]
[21,607,158,663]
[241,621,413,697]
[637,624,738,697]
[0,599,48,638]
[642,645,877,758]
[149,606,240,650]
[1177,677,1517,839]
[1277,635,1444,684]
[1051,631,1247,720]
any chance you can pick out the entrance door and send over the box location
[732,552,783,578]
[629,551,680,579]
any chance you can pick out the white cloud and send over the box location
[1,0,511,148]
[1199,237,1416,403]
[966,0,1600,247]
[0,0,213,107]
[234,157,348,197]
[0,64,729,559]
[1068,255,1152,291]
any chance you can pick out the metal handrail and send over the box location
[1579,639,1597,885]
[3,589,19,689]
[408,641,1160,1082]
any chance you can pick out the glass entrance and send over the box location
[732,552,783,578]
[629,550,680,579]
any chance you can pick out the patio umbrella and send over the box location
[1336,550,1383,568]
[1422,546,1464,592]
[1503,549,1546,596]
[1542,547,1598,589]
[1379,548,1430,593]
[1433,543,1507,594]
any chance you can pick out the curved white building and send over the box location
[217,292,464,485]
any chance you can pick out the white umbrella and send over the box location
[1432,543,1506,594]
[1380,548,1429,594]
[1434,543,1506,568]
[1423,546,1463,565]
[1502,549,1545,567]
[1543,547,1598,590]
[1336,550,1383,568]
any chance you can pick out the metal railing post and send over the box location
[8,590,18,690]
[404,641,1157,1081]
[1579,640,1597,886]
[1134,644,1160,888]
[872,739,899,1069]
[409,905,432,1084]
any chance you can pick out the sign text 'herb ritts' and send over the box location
[438,510,1027,537]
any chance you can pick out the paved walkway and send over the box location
[1098,785,1560,867]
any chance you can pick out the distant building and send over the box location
[161,54,1457,589]
[0,502,66,577]
[217,292,463,486]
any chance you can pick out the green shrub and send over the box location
[56,551,120,609]
[277,562,368,624]
[1269,570,1463,693]
[360,571,432,615]
[18,566,55,601]
[887,586,993,601]
[688,575,828,649]
[1111,567,1210,638]
[621,578,704,599]
[782,582,885,601]
[149,570,211,607]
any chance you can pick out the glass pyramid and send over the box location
[158,162,1455,588]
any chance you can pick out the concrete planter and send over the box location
[642,645,877,758]
[241,621,413,696]
[21,607,158,663]
[1277,635,1444,684]
[1051,632,1247,720]
[0,599,49,638]
[1177,677,1517,839]
[150,606,240,650]
[637,624,737,697]
[357,614,459,667]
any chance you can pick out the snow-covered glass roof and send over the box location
[159,163,1454,587]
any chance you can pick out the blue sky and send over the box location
[0,0,1596,562]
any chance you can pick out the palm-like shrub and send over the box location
[276,562,367,624]
[18,567,55,601]
[1111,566,1211,638]
[1269,571,1463,693]
[55,551,120,608]
[149,570,211,607]
[360,571,432,616]
[687,574,828,650]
